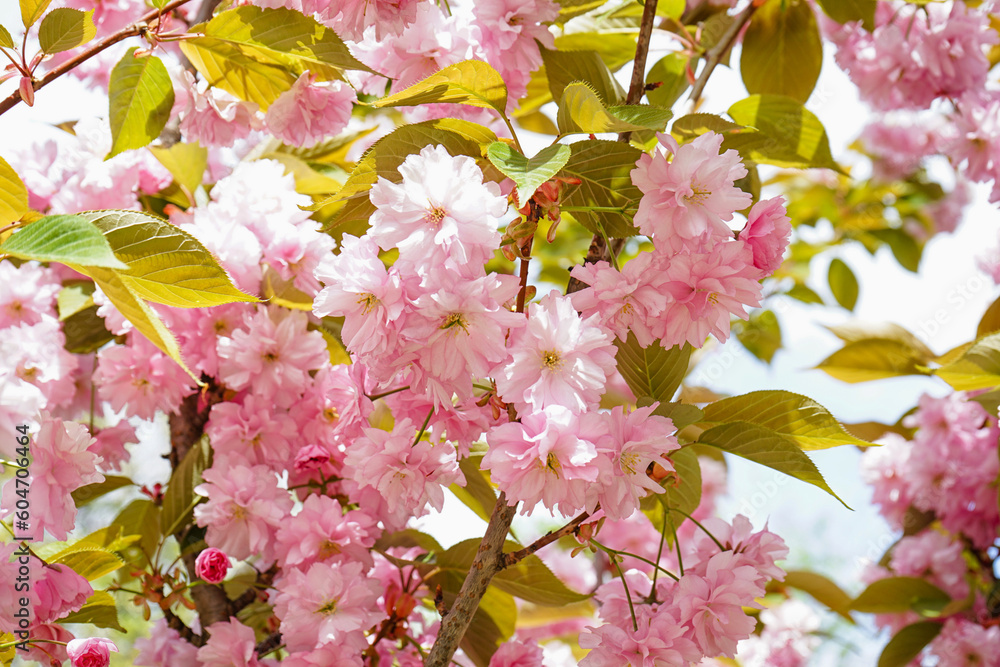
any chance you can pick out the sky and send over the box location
[2,3,999,663]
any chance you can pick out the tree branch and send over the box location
[425,493,519,667]
[503,511,590,567]
[0,0,194,117]
[687,1,758,106]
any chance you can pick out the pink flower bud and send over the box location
[194,547,231,584]
[67,637,118,667]
[18,76,34,107]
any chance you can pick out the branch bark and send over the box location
[687,1,758,106]
[424,493,519,667]
[0,0,194,117]
[504,511,590,567]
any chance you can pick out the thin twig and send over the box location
[619,0,660,144]
[687,1,758,106]
[503,512,590,567]
[0,0,194,116]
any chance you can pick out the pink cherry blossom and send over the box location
[197,618,260,667]
[95,335,194,421]
[590,404,680,521]
[217,307,329,407]
[652,241,762,348]
[273,561,383,652]
[472,0,558,105]
[195,548,231,584]
[687,515,788,584]
[945,91,1000,202]
[483,405,605,515]
[321,0,421,40]
[889,531,969,600]
[368,144,506,274]
[489,639,545,667]
[0,262,60,328]
[0,416,102,540]
[67,637,118,667]
[580,605,700,667]
[34,563,93,624]
[275,495,378,569]
[134,618,200,666]
[343,418,463,520]
[89,420,137,472]
[497,291,617,413]
[206,393,298,467]
[632,131,751,248]
[569,253,670,347]
[676,550,767,657]
[177,71,262,147]
[928,617,1000,666]
[265,72,356,148]
[739,197,792,275]
[194,463,294,561]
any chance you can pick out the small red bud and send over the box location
[18,77,34,107]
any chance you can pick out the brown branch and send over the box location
[0,0,194,117]
[255,632,282,658]
[619,0,660,143]
[687,1,758,106]
[503,512,590,567]
[163,606,204,647]
[425,493,519,667]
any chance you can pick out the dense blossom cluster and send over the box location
[861,391,1000,663]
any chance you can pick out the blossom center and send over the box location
[541,350,563,369]
[323,406,340,422]
[619,451,640,475]
[316,598,339,615]
[684,185,711,205]
[441,312,469,333]
[358,292,380,314]
[424,204,447,226]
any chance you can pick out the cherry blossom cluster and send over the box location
[860,391,1000,663]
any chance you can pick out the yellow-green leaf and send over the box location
[149,142,208,195]
[828,258,859,310]
[71,264,199,381]
[734,309,782,364]
[817,339,934,383]
[49,544,126,581]
[977,293,1000,338]
[741,0,823,104]
[20,0,53,28]
[815,0,876,31]
[72,476,132,507]
[374,60,507,115]
[698,390,870,450]
[107,49,175,158]
[727,94,841,171]
[0,154,29,225]
[556,82,672,135]
[877,622,944,667]
[449,454,497,524]
[852,577,951,615]
[181,6,373,109]
[58,591,125,632]
[614,333,691,403]
[540,44,626,106]
[78,210,259,307]
[162,435,212,536]
[486,142,571,200]
[38,7,95,54]
[642,446,703,544]
[696,421,849,506]
[935,332,1000,391]
[646,53,693,110]
[559,139,644,238]
[781,570,854,622]
[0,214,128,269]
[0,24,15,49]
[109,499,160,558]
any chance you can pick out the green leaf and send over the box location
[0,214,128,269]
[78,210,259,307]
[59,591,125,632]
[374,60,507,114]
[0,24,16,49]
[741,0,823,104]
[556,82,672,135]
[450,454,497,524]
[727,94,841,171]
[696,421,848,506]
[559,139,644,238]
[73,264,199,381]
[0,154,29,225]
[935,333,1000,391]
[650,400,705,431]
[180,6,373,110]
[852,577,951,615]
[817,339,934,383]
[72,476,133,507]
[698,390,870,450]
[643,446,703,542]
[38,8,95,54]
[109,499,161,558]
[540,44,625,106]
[107,49,174,158]
[781,570,854,622]
[646,53,693,110]
[614,332,691,403]
[162,435,211,536]
[815,0,876,31]
[734,309,782,363]
[867,228,922,272]
[877,621,944,667]
[461,586,516,667]
[149,142,208,195]
[978,294,1000,338]
[375,529,443,555]
[554,0,608,23]
[786,283,824,304]
[20,0,53,28]
[486,142,571,201]
[671,113,754,141]
[49,544,127,581]
[828,258,859,311]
